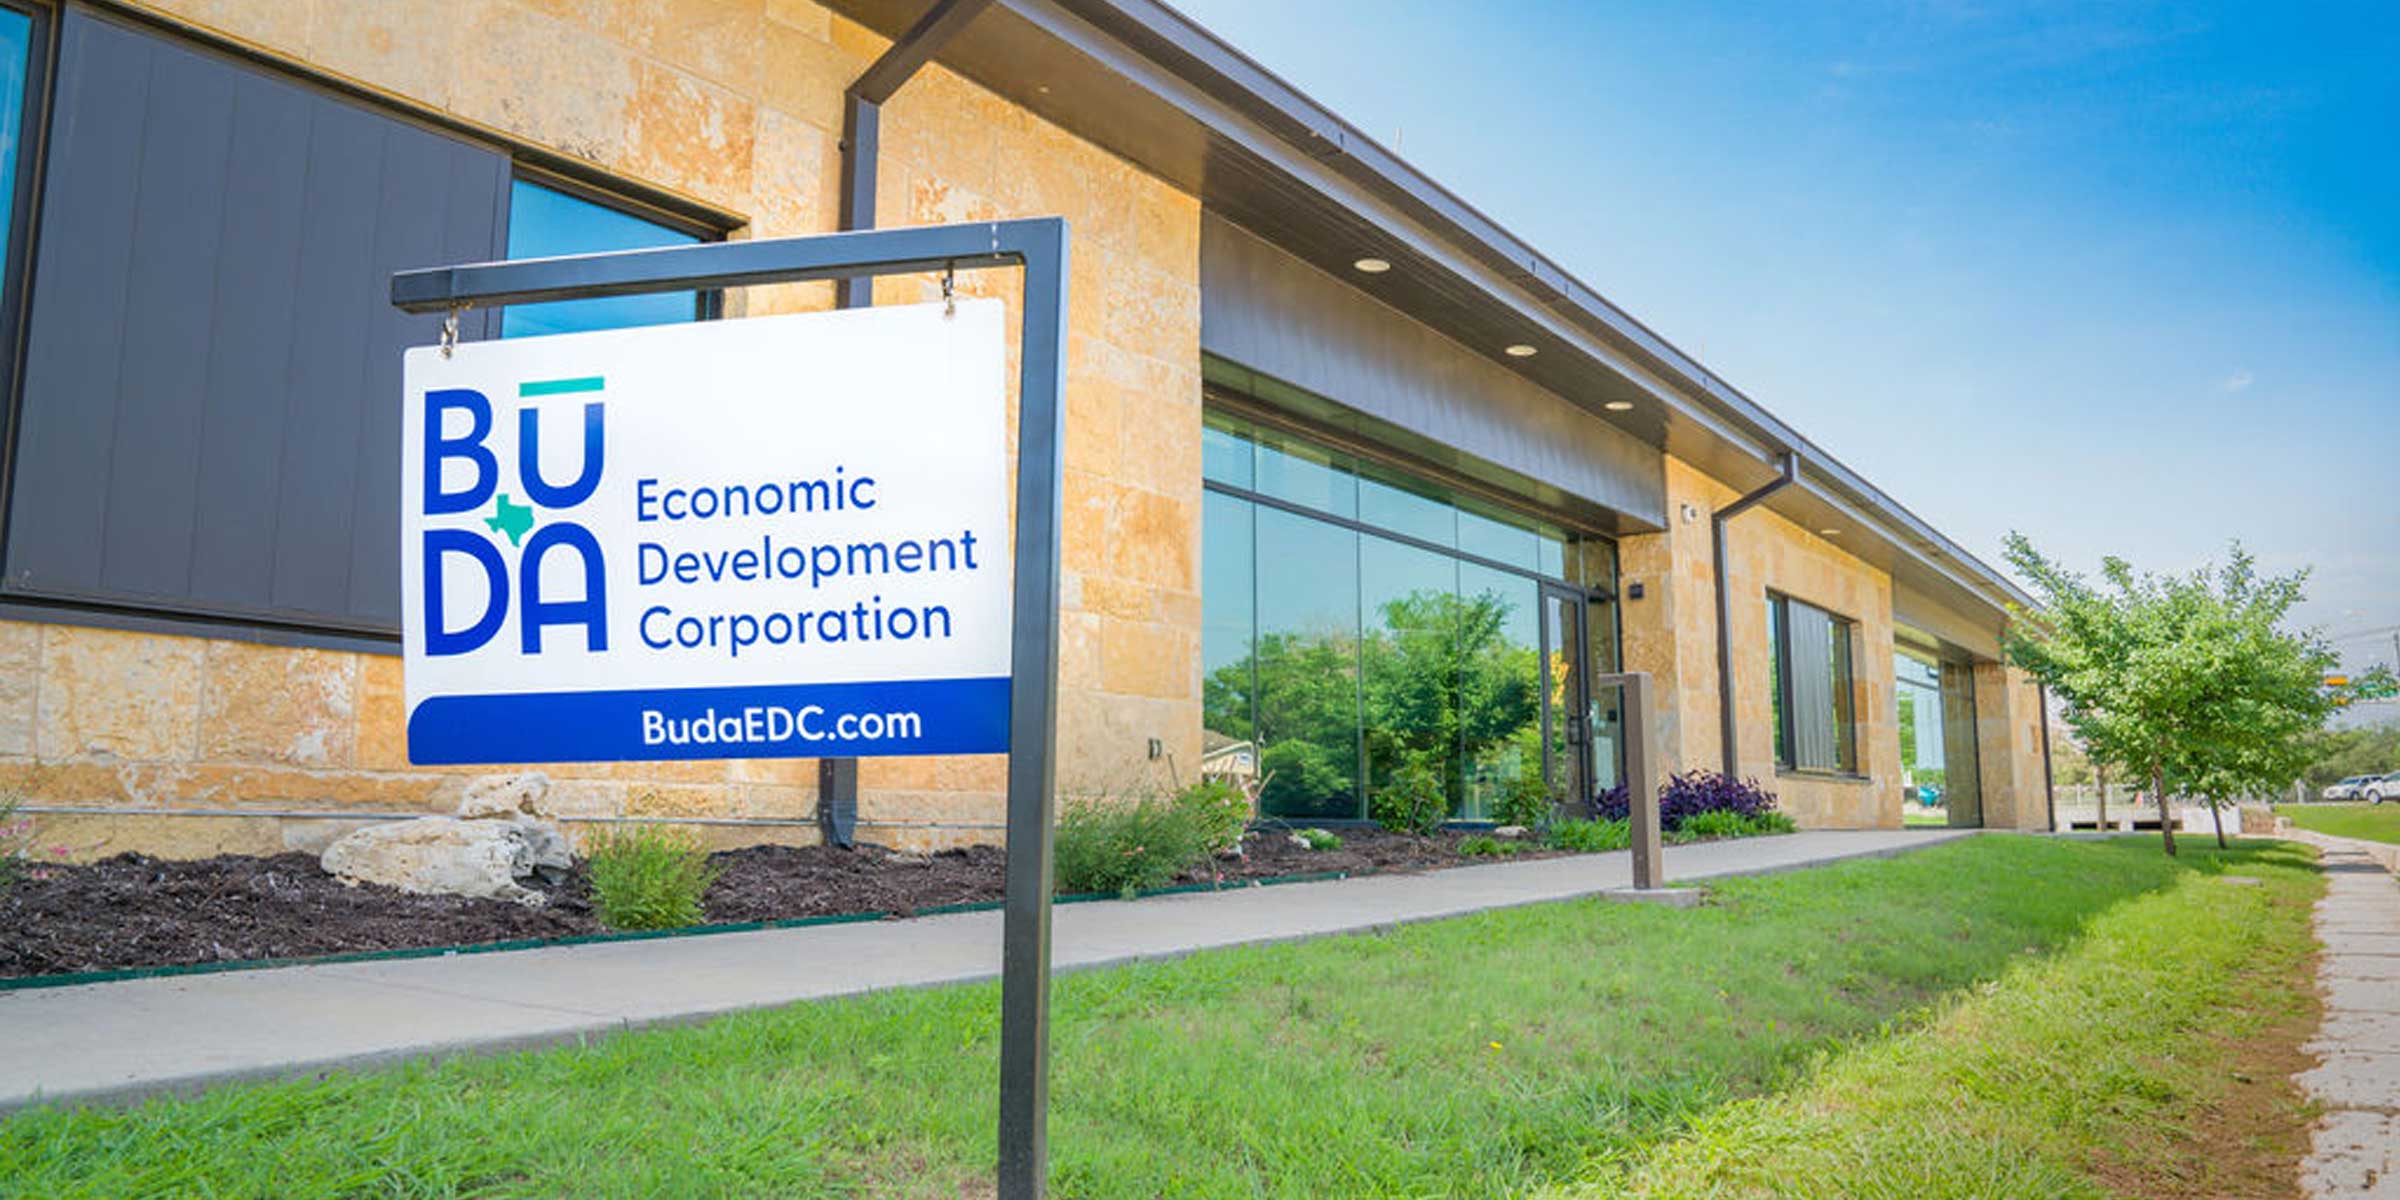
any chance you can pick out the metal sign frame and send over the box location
[392,218,1068,1200]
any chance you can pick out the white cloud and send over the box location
[2218,370,2255,392]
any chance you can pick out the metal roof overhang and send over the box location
[823,0,2034,638]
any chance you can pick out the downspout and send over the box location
[1714,450,1800,777]
[2037,683,2057,832]
[821,0,994,845]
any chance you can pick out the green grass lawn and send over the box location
[0,837,2320,1199]
[2279,800,2400,844]
[1564,837,2321,1199]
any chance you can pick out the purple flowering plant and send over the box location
[1596,770,1781,831]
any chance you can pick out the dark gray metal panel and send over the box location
[98,41,232,601]
[5,11,503,631]
[1201,213,1663,529]
[6,13,146,595]
[268,99,381,619]
[190,67,311,610]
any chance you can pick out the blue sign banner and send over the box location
[408,675,1012,763]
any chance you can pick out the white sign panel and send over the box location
[401,300,1011,764]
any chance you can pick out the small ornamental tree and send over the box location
[2001,535,2336,856]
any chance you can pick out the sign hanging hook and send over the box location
[440,302,471,358]
[941,261,956,318]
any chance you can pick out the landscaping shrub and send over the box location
[1054,794,1214,897]
[1369,759,1449,836]
[1293,828,1342,851]
[1545,817,1632,852]
[583,825,721,931]
[1492,772,1553,830]
[1598,770,1782,831]
[1457,834,1527,857]
[1679,810,1756,840]
[1174,778,1251,855]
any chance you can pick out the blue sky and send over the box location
[1170,0,2400,670]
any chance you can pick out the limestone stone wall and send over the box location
[1618,456,1903,829]
[1973,660,2055,831]
[6,0,1202,856]
[1615,454,2055,831]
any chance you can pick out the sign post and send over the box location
[393,220,1069,1200]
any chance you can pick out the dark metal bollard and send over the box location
[1594,671,1663,888]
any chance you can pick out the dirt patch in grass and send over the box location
[2086,891,2322,1200]
[0,827,1564,980]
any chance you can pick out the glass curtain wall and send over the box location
[1201,409,1617,822]
[1894,641,1984,826]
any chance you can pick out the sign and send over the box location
[401,300,1012,765]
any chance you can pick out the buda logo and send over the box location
[419,377,608,658]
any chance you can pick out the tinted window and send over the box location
[1254,506,1360,819]
[0,7,29,264]
[502,179,702,338]
[1201,490,1256,749]
[1769,593,1859,773]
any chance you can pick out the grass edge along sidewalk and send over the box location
[2279,800,2400,845]
[0,837,2320,1199]
[1569,837,2323,1200]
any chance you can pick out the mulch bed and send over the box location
[0,828,1555,981]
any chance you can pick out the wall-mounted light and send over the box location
[1353,257,1391,273]
[1503,343,1537,358]
[1819,528,1842,537]
[1603,400,1634,411]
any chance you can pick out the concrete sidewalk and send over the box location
[0,828,1969,1112]
[2289,830,2400,1200]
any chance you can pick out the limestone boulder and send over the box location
[453,772,571,885]
[320,816,551,906]
[319,772,575,903]
[456,771,553,820]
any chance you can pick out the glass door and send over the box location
[1938,660,1984,827]
[1541,585,1592,814]
[1585,594,1623,802]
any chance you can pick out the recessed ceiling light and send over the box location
[1603,400,1634,412]
[1503,343,1538,357]
[1353,257,1391,273]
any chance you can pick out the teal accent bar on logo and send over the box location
[519,376,605,397]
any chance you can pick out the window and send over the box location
[0,4,33,277]
[1768,593,1858,773]
[1200,409,1615,821]
[501,178,707,338]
